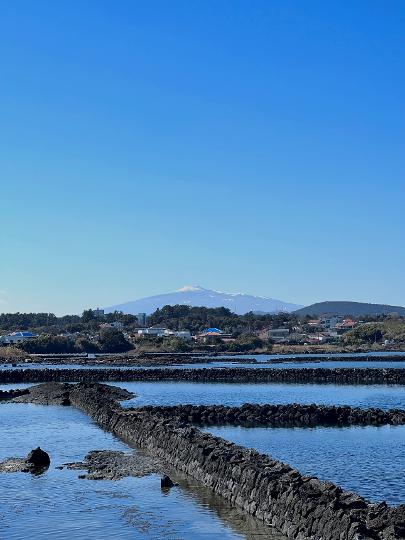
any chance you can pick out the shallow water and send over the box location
[110,380,405,410]
[0,402,281,539]
[3,358,405,371]
[204,424,405,506]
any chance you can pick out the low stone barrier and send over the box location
[2,367,405,385]
[134,403,405,428]
[0,388,29,400]
[62,383,404,539]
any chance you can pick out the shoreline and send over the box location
[2,349,405,369]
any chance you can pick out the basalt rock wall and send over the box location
[134,403,405,428]
[2,367,405,385]
[66,383,405,539]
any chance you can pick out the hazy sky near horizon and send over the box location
[0,1,404,315]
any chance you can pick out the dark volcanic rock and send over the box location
[12,382,73,405]
[12,381,134,406]
[0,457,29,473]
[3,366,405,386]
[64,449,159,480]
[26,447,50,468]
[0,447,50,474]
[138,403,405,428]
[161,475,176,488]
[0,388,29,401]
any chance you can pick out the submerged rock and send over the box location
[64,449,159,480]
[161,475,177,488]
[11,382,134,406]
[12,382,72,405]
[0,447,50,474]
[0,388,29,401]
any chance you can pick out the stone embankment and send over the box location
[3,367,405,385]
[135,403,405,428]
[12,382,403,539]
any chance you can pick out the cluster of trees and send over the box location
[223,334,270,352]
[148,305,299,334]
[136,333,270,353]
[344,320,405,345]
[0,310,139,335]
[0,312,70,332]
[344,324,383,345]
[18,328,133,354]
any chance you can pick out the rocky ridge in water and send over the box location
[4,382,404,539]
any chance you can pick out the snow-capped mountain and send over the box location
[105,286,302,315]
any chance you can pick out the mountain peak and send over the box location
[105,286,303,315]
[176,285,205,292]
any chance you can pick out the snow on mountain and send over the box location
[105,286,302,315]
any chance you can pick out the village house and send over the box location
[137,327,192,339]
[0,331,37,344]
[195,328,233,343]
[267,328,290,343]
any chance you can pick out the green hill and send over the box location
[295,301,405,317]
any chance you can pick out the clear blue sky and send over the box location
[0,1,404,315]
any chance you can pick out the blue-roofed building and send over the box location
[196,327,233,342]
[203,328,224,335]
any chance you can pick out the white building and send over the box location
[101,322,124,330]
[137,328,191,339]
[174,330,192,340]
[0,331,37,344]
[137,327,167,337]
[267,328,290,343]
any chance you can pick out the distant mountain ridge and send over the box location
[294,301,405,317]
[105,285,303,315]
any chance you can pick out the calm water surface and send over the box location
[0,402,281,539]
[110,381,405,410]
[2,380,405,410]
[205,424,405,506]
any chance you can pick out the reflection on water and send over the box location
[204,424,405,506]
[0,403,282,539]
[110,380,405,410]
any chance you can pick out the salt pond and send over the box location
[109,380,405,410]
[0,402,282,539]
[205,424,405,506]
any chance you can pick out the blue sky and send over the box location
[0,1,404,314]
